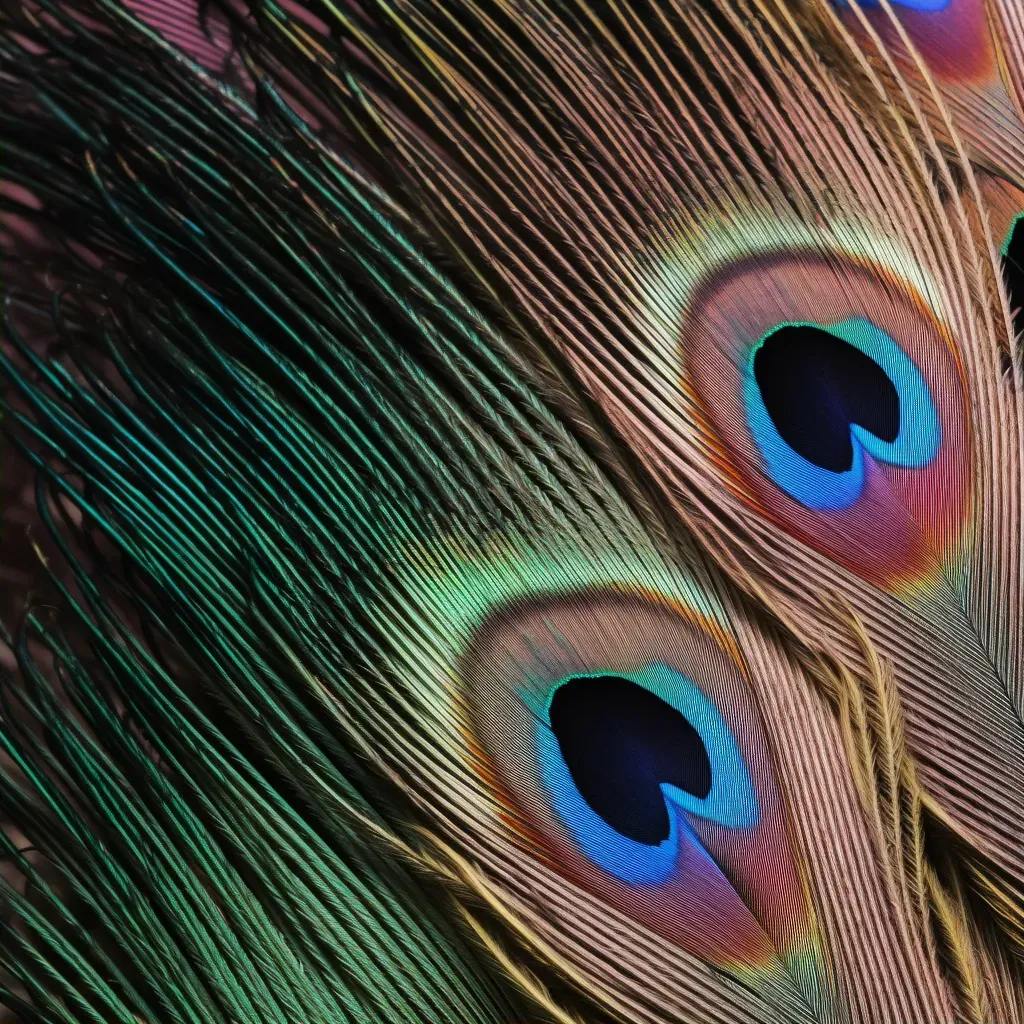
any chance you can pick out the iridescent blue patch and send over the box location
[832,0,950,10]
[525,664,759,885]
[744,317,941,511]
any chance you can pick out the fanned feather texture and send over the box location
[1,1,1023,1023]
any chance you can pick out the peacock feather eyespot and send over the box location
[744,318,941,511]
[642,213,972,591]
[448,565,815,976]
[528,665,759,886]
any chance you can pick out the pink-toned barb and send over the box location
[124,0,233,70]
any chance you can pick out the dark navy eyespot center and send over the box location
[549,675,712,846]
[753,324,899,473]
[1002,215,1024,357]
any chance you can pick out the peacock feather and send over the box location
[1,1,1023,1023]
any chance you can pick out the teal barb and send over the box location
[2,2,1024,1024]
